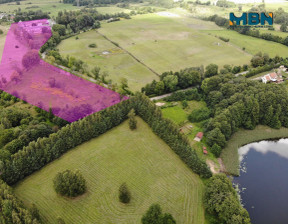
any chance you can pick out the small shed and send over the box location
[194,132,203,142]
[203,147,208,155]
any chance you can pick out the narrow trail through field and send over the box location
[96,30,160,77]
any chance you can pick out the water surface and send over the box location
[234,139,288,224]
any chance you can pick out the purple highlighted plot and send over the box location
[0,19,126,122]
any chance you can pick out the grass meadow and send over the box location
[0,0,80,17]
[203,29,288,57]
[0,24,9,62]
[221,125,288,176]
[98,13,251,74]
[57,30,157,91]
[14,117,205,224]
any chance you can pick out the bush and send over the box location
[88,43,97,48]
[119,183,131,204]
[219,36,229,42]
[0,29,3,35]
[188,107,211,122]
[141,204,176,224]
[211,143,221,157]
[53,170,86,197]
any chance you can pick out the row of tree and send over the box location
[0,93,211,185]
[0,179,41,223]
[142,67,203,96]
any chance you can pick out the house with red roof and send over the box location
[262,72,283,84]
[194,132,203,142]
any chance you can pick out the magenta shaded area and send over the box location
[0,19,127,122]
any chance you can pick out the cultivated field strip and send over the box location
[14,117,205,223]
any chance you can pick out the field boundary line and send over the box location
[96,30,160,77]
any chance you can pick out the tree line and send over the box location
[203,71,288,157]
[142,67,203,96]
[0,179,41,223]
[0,93,211,185]
[204,174,251,224]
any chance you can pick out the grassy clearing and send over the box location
[203,29,288,57]
[96,6,131,14]
[14,117,205,224]
[57,30,157,91]
[0,24,9,62]
[98,13,251,74]
[160,100,217,163]
[0,0,80,17]
[221,125,288,176]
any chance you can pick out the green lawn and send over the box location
[96,6,131,14]
[57,30,157,91]
[203,29,288,57]
[161,100,206,125]
[0,0,80,17]
[221,125,288,176]
[14,117,205,224]
[98,13,251,74]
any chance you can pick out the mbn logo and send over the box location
[229,12,273,26]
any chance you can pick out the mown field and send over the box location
[98,13,251,74]
[203,29,288,57]
[221,125,288,176]
[0,24,9,62]
[14,117,205,224]
[57,30,157,91]
[0,0,80,17]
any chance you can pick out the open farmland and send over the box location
[57,30,157,91]
[203,29,288,57]
[0,0,80,17]
[14,117,205,224]
[98,13,251,74]
[0,25,9,62]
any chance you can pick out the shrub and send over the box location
[53,170,86,197]
[182,100,188,109]
[0,29,3,35]
[219,36,229,42]
[141,204,176,224]
[88,43,97,48]
[188,107,211,122]
[119,183,131,204]
[211,143,221,157]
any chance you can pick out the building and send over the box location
[203,147,208,155]
[194,132,203,142]
[261,72,283,84]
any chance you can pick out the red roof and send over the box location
[203,150,208,154]
[203,147,207,150]
[270,72,277,79]
[196,132,203,139]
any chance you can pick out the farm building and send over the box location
[261,72,283,84]
[194,132,203,142]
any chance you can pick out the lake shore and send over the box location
[221,125,288,175]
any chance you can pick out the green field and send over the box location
[98,13,251,74]
[0,0,81,17]
[57,30,157,91]
[14,117,205,224]
[221,125,288,176]
[0,25,9,62]
[96,6,131,14]
[203,29,288,57]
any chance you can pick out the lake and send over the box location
[233,139,288,224]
